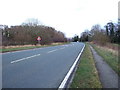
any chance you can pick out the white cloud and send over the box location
[0,0,119,37]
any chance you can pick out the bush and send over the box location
[2,25,67,46]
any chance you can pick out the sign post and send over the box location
[37,36,41,45]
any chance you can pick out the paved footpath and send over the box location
[90,45,119,88]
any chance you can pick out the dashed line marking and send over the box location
[60,47,65,50]
[47,49,58,53]
[11,54,41,64]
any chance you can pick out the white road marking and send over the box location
[10,43,70,63]
[63,45,69,47]
[11,54,41,64]
[60,47,65,50]
[47,47,65,54]
[47,49,58,53]
[58,44,85,89]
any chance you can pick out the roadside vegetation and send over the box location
[0,18,70,53]
[1,18,68,46]
[72,21,119,76]
[70,44,102,88]
[91,43,119,75]
[1,42,69,53]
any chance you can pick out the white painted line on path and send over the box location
[58,44,85,89]
[11,54,41,64]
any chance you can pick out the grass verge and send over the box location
[91,44,119,75]
[70,44,102,88]
[1,42,70,53]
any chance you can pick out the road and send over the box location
[2,42,85,88]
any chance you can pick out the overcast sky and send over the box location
[0,0,119,38]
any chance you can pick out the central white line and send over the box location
[47,49,58,53]
[11,54,41,64]
[60,47,65,50]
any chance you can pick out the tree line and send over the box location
[2,22,67,46]
[73,21,120,45]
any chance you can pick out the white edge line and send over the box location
[58,44,85,89]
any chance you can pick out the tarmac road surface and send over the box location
[2,42,84,88]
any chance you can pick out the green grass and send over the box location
[91,44,119,75]
[1,42,70,53]
[70,44,102,88]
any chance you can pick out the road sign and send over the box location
[37,36,41,41]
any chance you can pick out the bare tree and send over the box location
[22,18,42,26]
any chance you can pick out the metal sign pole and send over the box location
[37,36,41,45]
[38,40,40,45]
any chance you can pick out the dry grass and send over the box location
[89,42,118,56]
[105,43,118,50]
[2,45,39,49]
[2,43,64,49]
[97,45,118,57]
